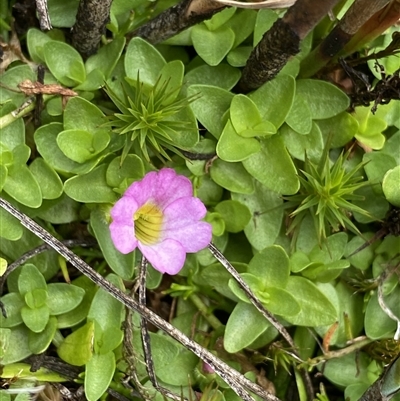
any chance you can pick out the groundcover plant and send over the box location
[0,0,399,400]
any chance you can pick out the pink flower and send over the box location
[109,168,212,275]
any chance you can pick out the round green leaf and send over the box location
[124,37,166,85]
[382,166,400,207]
[192,25,235,66]
[215,200,251,233]
[232,181,283,251]
[224,302,270,353]
[184,64,241,91]
[0,207,23,241]
[210,159,254,194]
[25,288,48,309]
[217,119,261,162]
[365,289,399,339]
[296,79,349,119]
[204,7,236,31]
[243,135,299,195]
[57,129,109,163]
[27,28,52,63]
[188,84,233,138]
[18,264,47,296]
[249,75,295,129]
[1,325,32,364]
[48,0,79,27]
[21,304,50,333]
[64,96,106,131]
[0,293,24,328]
[47,283,85,315]
[58,320,94,366]
[285,276,337,326]
[106,154,144,189]
[28,316,57,354]
[248,245,290,288]
[3,164,42,208]
[85,351,115,401]
[43,41,86,86]
[230,94,262,133]
[29,158,63,199]
[285,93,312,135]
[64,164,117,203]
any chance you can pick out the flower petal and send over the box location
[110,196,139,222]
[110,221,138,254]
[164,221,212,253]
[161,197,212,252]
[125,169,193,209]
[139,239,186,275]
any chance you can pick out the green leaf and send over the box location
[57,129,110,163]
[285,93,312,135]
[106,154,144,190]
[354,106,387,150]
[124,37,166,86]
[188,84,233,138]
[227,46,252,67]
[3,164,42,208]
[249,75,295,129]
[217,119,261,162]
[230,94,276,138]
[58,320,94,366]
[90,209,135,279]
[243,135,299,195]
[253,9,279,46]
[1,325,32,364]
[47,283,85,315]
[232,181,283,251]
[48,0,79,27]
[21,304,50,333]
[365,288,399,339]
[28,316,57,354]
[0,207,23,241]
[363,152,397,195]
[382,166,400,207]
[64,164,117,203]
[85,351,115,401]
[149,333,198,386]
[224,302,271,353]
[0,293,24,327]
[0,65,36,107]
[204,7,236,31]
[323,352,372,387]
[27,28,52,63]
[85,37,126,79]
[192,24,235,66]
[43,41,86,86]
[296,79,349,119]
[158,60,185,105]
[281,122,324,163]
[210,159,254,194]
[285,276,337,326]
[317,112,359,148]
[25,288,48,308]
[184,64,241,91]
[215,200,251,233]
[18,264,47,296]
[29,158,63,199]
[248,245,290,288]
[87,274,124,354]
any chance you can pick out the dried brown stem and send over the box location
[238,0,341,91]
[128,0,226,44]
[71,0,113,59]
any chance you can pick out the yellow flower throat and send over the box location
[134,203,163,245]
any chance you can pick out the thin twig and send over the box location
[139,256,186,401]
[208,242,314,400]
[0,238,97,296]
[35,0,52,30]
[0,197,279,401]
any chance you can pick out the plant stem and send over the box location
[189,293,223,330]
[0,98,35,129]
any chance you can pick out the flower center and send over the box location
[134,202,163,245]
